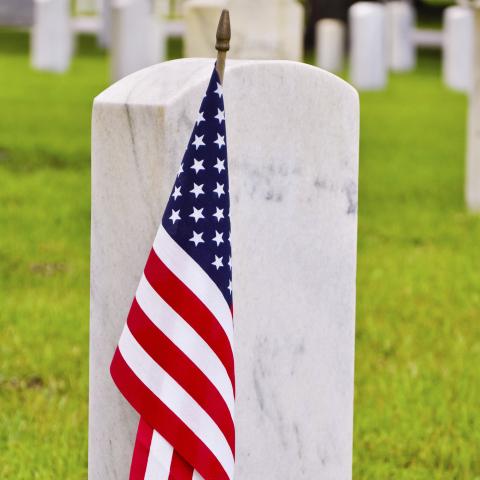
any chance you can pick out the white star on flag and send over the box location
[214,158,225,173]
[212,255,223,269]
[191,159,205,174]
[189,231,204,246]
[213,182,225,198]
[212,231,224,246]
[214,134,225,149]
[190,183,205,198]
[172,186,182,200]
[192,135,205,150]
[213,207,224,222]
[215,109,225,124]
[169,209,181,224]
[189,206,205,222]
[196,111,205,125]
[214,82,223,98]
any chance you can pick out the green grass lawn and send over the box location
[0,30,479,479]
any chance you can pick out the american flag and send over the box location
[110,66,234,480]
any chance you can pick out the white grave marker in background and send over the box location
[443,5,474,92]
[459,0,480,210]
[315,19,345,73]
[184,0,304,60]
[386,1,416,72]
[349,1,387,90]
[184,0,224,57]
[110,0,164,82]
[89,58,359,479]
[31,0,73,73]
[98,0,112,47]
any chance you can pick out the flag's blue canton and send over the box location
[162,68,232,307]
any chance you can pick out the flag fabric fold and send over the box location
[110,66,234,480]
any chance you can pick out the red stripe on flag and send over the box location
[127,299,235,452]
[129,418,154,480]
[144,249,235,390]
[168,451,194,480]
[111,348,230,480]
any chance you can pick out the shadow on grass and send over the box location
[0,28,29,55]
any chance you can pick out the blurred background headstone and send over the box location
[315,18,345,73]
[110,0,165,81]
[31,0,73,73]
[184,0,304,61]
[349,1,388,90]
[386,0,416,72]
[442,5,474,92]
[463,0,480,211]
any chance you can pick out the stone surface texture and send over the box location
[443,5,474,92]
[386,1,416,72]
[31,0,73,73]
[315,18,345,73]
[184,0,304,61]
[90,58,359,480]
[349,1,387,90]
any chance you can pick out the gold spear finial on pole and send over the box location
[215,9,230,84]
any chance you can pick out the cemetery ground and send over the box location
[0,28,479,480]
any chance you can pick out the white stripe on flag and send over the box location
[136,275,235,417]
[118,326,235,479]
[153,226,233,343]
[144,431,174,480]
[193,470,205,480]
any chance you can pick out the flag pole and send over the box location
[215,9,230,84]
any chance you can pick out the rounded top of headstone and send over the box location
[449,3,477,15]
[349,1,386,15]
[94,59,358,109]
[457,0,480,8]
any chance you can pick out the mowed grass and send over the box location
[0,29,479,479]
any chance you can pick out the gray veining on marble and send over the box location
[89,59,359,480]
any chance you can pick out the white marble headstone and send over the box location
[110,0,164,82]
[89,59,359,479]
[465,6,480,211]
[349,1,387,90]
[184,0,304,61]
[443,5,474,92]
[315,18,345,73]
[386,1,416,72]
[31,0,73,73]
